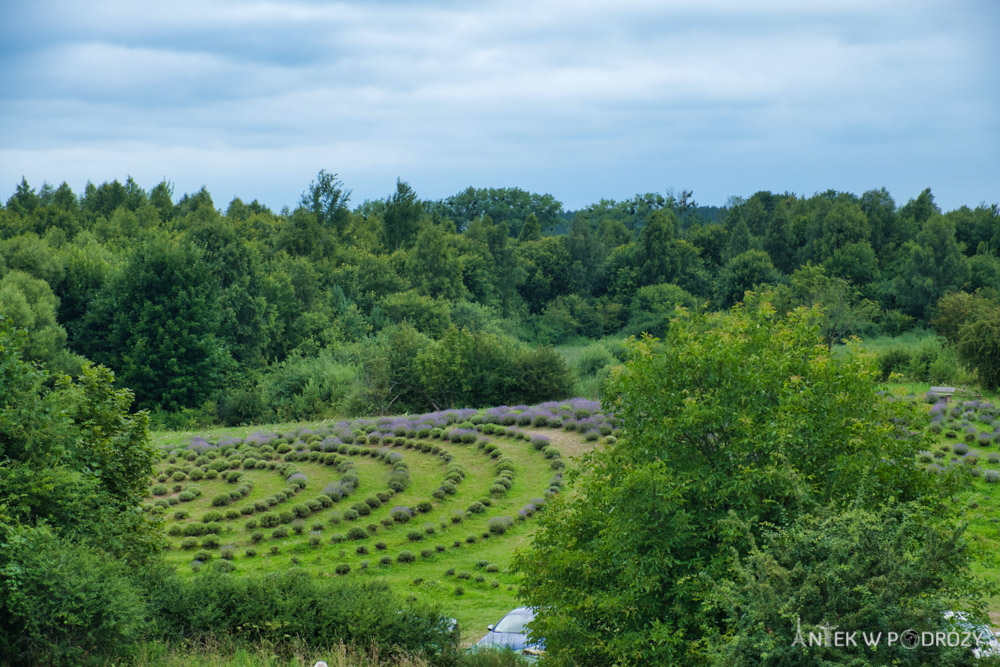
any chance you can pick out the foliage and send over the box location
[515,296,976,665]
[2,173,998,418]
[701,504,981,666]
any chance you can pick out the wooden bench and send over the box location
[930,386,956,403]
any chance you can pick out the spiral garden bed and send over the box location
[146,398,616,639]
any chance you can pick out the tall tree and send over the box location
[382,179,423,250]
[300,169,351,233]
[516,297,978,665]
[80,236,231,411]
[892,215,969,320]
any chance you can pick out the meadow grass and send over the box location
[151,416,599,646]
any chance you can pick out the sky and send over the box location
[1,0,997,213]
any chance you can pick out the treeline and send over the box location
[1,174,998,423]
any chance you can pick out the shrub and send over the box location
[467,502,485,514]
[987,470,1000,483]
[180,537,198,550]
[488,516,514,535]
[347,527,368,541]
[343,509,359,521]
[151,484,168,496]
[390,506,413,523]
[954,443,970,455]
[271,527,289,539]
[335,563,351,575]
[379,556,392,566]
[375,541,387,551]
[407,531,424,542]
[397,550,416,563]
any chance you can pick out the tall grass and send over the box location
[126,636,529,666]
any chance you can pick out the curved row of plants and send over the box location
[147,399,617,575]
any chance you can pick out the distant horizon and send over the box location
[4,173,993,217]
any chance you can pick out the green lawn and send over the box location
[148,412,602,645]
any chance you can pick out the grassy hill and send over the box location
[146,399,611,645]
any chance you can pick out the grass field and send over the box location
[146,382,1000,657]
[146,400,609,646]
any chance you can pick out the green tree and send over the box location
[518,237,572,313]
[702,504,978,666]
[724,217,752,262]
[519,212,542,242]
[762,201,797,273]
[716,249,781,308]
[5,177,40,217]
[300,169,351,233]
[0,270,78,372]
[633,209,677,287]
[956,311,1000,390]
[813,199,870,262]
[893,215,969,320]
[81,236,231,411]
[860,187,898,254]
[515,297,975,665]
[405,222,466,300]
[382,179,423,250]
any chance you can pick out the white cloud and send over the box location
[1,0,996,210]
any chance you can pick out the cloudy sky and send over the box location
[1,0,997,212]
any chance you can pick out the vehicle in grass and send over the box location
[943,611,1000,659]
[472,606,543,659]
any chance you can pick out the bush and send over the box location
[271,527,289,539]
[379,556,392,566]
[390,506,413,523]
[986,470,1000,483]
[397,550,416,563]
[347,527,368,541]
[335,563,351,575]
[488,516,514,535]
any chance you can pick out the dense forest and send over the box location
[2,173,999,425]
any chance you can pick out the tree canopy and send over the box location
[515,296,982,665]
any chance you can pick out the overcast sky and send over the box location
[1,0,997,213]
